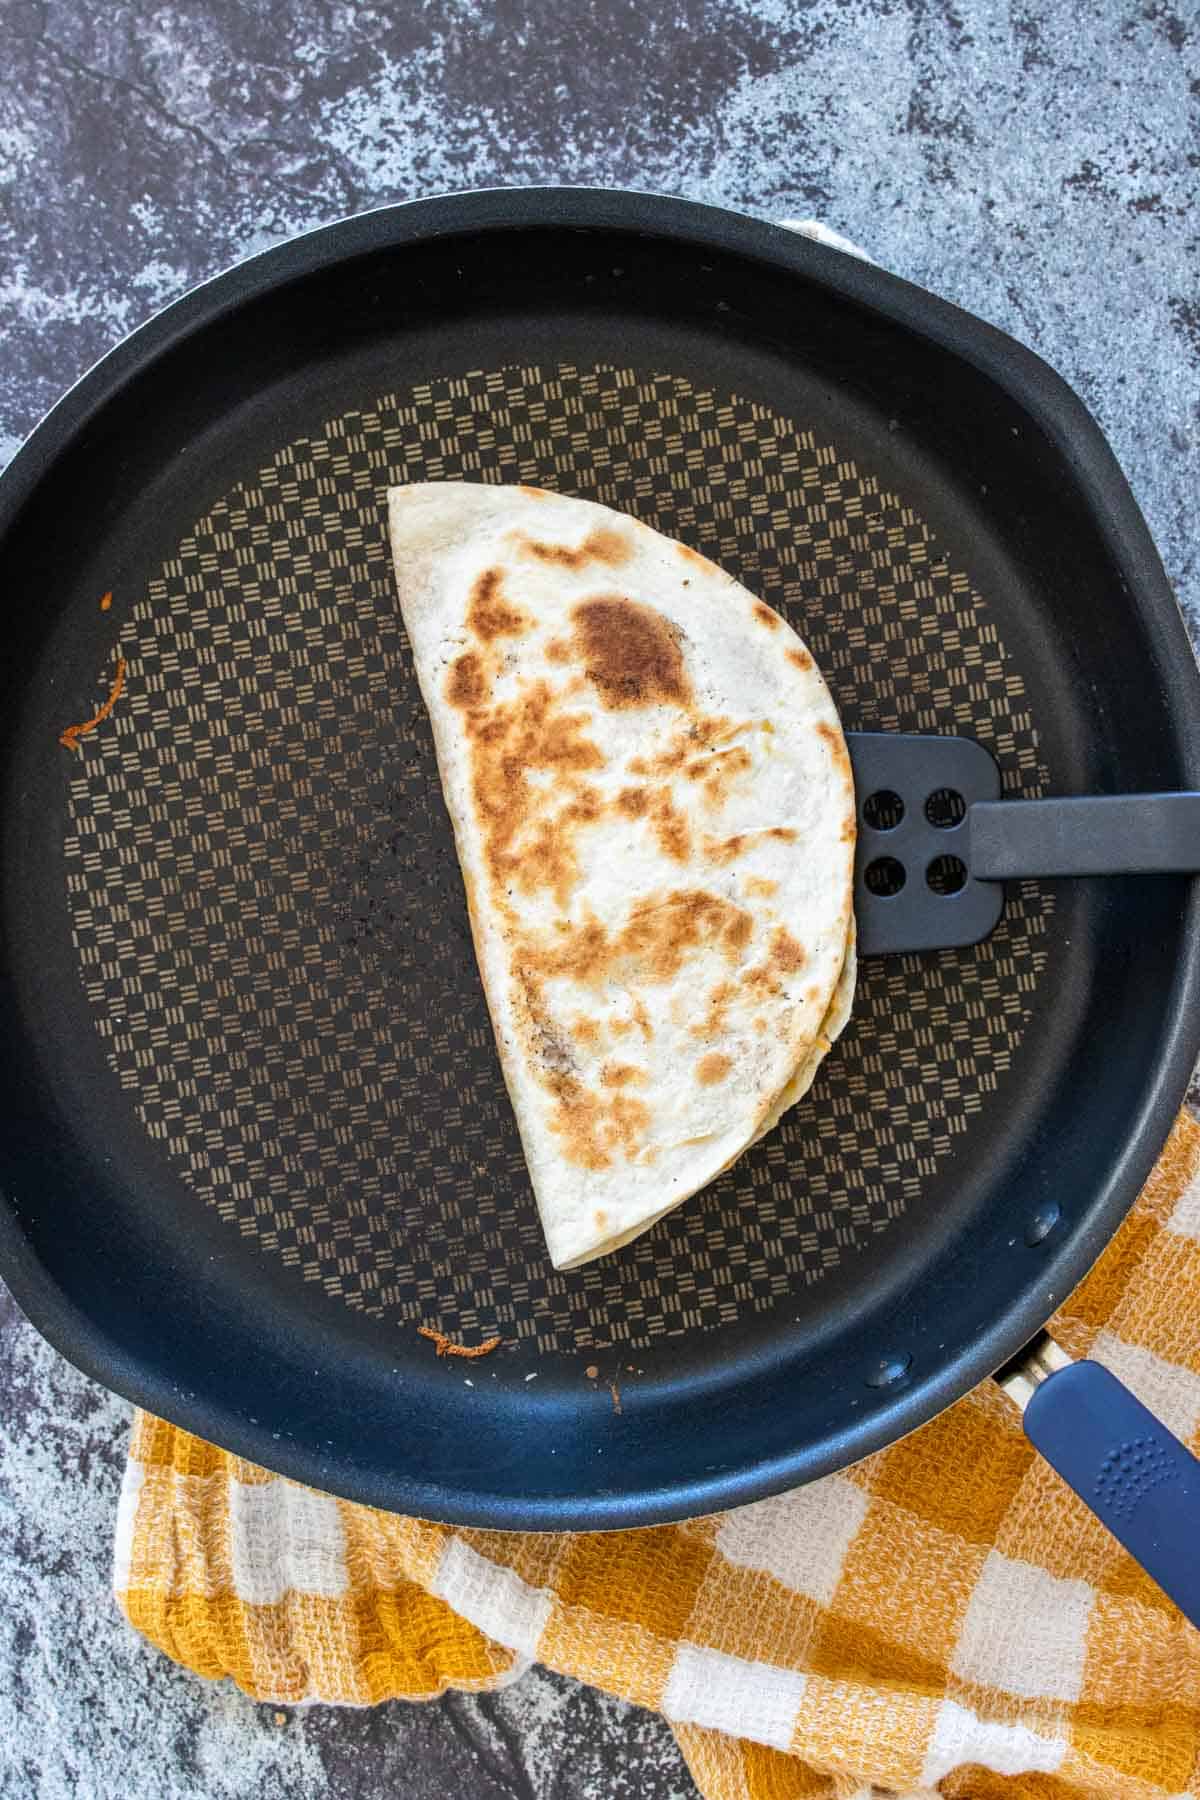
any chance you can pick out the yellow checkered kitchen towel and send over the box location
[115,1113,1200,1800]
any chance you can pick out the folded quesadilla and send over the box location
[388,482,856,1269]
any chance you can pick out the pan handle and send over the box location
[998,1336,1200,1629]
[969,792,1200,880]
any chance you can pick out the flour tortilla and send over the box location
[388,482,856,1268]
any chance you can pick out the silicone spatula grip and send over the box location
[970,792,1200,879]
[1023,1359,1200,1627]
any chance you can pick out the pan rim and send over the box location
[2,185,1198,1528]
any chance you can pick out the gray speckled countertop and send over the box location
[1,4,1197,1796]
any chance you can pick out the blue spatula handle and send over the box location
[1023,1359,1200,1627]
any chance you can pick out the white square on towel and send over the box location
[716,1476,868,1606]
[950,1552,1092,1701]
[663,1642,805,1751]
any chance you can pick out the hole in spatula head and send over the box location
[864,856,906,896]
[927,855,967,896]
[862,789,904,830]
[925,787,967,829]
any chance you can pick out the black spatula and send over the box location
[846,732,1200,955]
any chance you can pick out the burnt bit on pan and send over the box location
[570,597,692,710]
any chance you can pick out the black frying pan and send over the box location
[2,189,1198,1540]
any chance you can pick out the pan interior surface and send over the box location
[1,201,1195,1526]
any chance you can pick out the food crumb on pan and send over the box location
[585,1363,599,1380]
[99,591,112,612]
[610,1381,622,1414]
[417,1325,502,1359]
[59,650,126,753]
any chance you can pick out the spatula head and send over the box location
[846,732,1004,955]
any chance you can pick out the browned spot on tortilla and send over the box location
[516,784,605,905]
[447,651,486,710]
[696,1051,732,1086]
[724,911,753,954]
[545,637,571,663]
[753,602,780,630]
[753,1015,767,1033]
[806,984,821,1003]
[788,646,814,672]
[526,888,753,991]
[518,484,551,498]
[706,832,747,864]
[572,1015,602,1048]
[518,527,631,570]
[467,568,528,641]
[601,1062,646,1088]
[616,785,649,818]
[649,790,691,861]
[706,824,794,864]
[629,715,746,778]
[676,542,712,570]
[570,596,691,710]
[690,980,736,1041]
[742,874,779,899]
[545,1073,650,1170]
[842,814,857,842]
[745,962,783,1000]
[467,679,604,900]
[685,742,754,807]
[771,927,807,973]
[815,719,851,775]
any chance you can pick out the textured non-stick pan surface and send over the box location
[2,191,1198,1527]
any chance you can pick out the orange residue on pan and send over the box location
[610,1381,623,1415]
[59,650,126,753]
[99,591,112,612]
[417,1325,502,1359]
